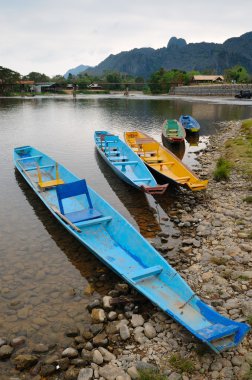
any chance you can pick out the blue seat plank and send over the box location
[17,155,43,161]
[133,178,152,183]
[130,265,163,283]
[109,156,128,162]
[113,161,138,166]
[25,164,55,171]
[75,216,112,227]
[65,209,102,223]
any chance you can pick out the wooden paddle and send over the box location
[51,206,81,233]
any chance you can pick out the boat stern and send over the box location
[141,183,168,195]
[187,179,208,191]
[196,300,250,353]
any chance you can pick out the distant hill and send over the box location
[86,32,252,78]
[64,64,90,78]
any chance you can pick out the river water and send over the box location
[0,94,251,365]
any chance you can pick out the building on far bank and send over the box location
[193,75,224,84]
[33,82,57,93]
[87,83,102,89]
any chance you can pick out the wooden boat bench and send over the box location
[17,155,43,162]
[37,162,64,189]
[133,178,152,183]
[113,161,138,166]
[17,155,43,170]
[142,157,163,164]
[56,179,102,224]
[176,176,191,183]
[25,164,55,171]
[75,216,112,228]
[130,265,163,283]
[109,155,128,162]
[151,161,175,168]
[113,161,138,171]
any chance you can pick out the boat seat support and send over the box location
[37,162,64,189]
[130,265,163,283]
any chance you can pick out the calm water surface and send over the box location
[0,95,251,364]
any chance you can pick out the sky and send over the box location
[0,0,251,77]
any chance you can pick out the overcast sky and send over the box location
[0,0,251,77]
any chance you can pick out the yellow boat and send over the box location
[124,131,208,192]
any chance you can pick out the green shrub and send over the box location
[169,354,195,373]
[247,316,252,326]
[213,157,232,181]
[243,196,252,203]
[138,369,167,380]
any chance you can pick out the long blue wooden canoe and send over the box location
[14,145,250,353]
[94,131,167,195]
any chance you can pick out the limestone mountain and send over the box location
[64,64,90,78]
[86,32,252,78]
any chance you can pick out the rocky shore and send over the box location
[0,121,251,380]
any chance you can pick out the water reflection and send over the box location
[161,135,186,160]
[15,169,118,293]
[185,132,200,147]
[95,150,181,248]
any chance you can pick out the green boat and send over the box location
[162,119,186,143]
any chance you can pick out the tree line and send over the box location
[0,64,251,95]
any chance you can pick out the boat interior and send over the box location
[95,131,167,194]
[14,145,249,353]
[125,132,208,191]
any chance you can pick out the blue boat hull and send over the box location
[179,115,200,133]
[94,131,167,194]
[14,146,250,353]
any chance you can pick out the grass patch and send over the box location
[169,354,195,374]
[243,196,252,203]
[138,369,167,380]
[238,275,249,281]
[213,157,232,181]
[210,257,226,265]
[247,316,252,326]
[242,369,252,380]
[224,119,252,179]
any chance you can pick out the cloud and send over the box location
[0,0,251,76]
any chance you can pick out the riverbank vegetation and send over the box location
[224,119,252,179]
[213,119,252,185]
[1,64,252,96]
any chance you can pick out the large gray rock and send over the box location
[0,345,14,360]
[120,324,130,340]
[99,364,127,380]
[92,349,103,365]
[127,366,139,379]
[131,314,144,327]
[98,347,116,362]
[143,322,156,339]
[13,354,38,370]
[91,308,106,323]
[62,347,79,358]
[78,368,93,380]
